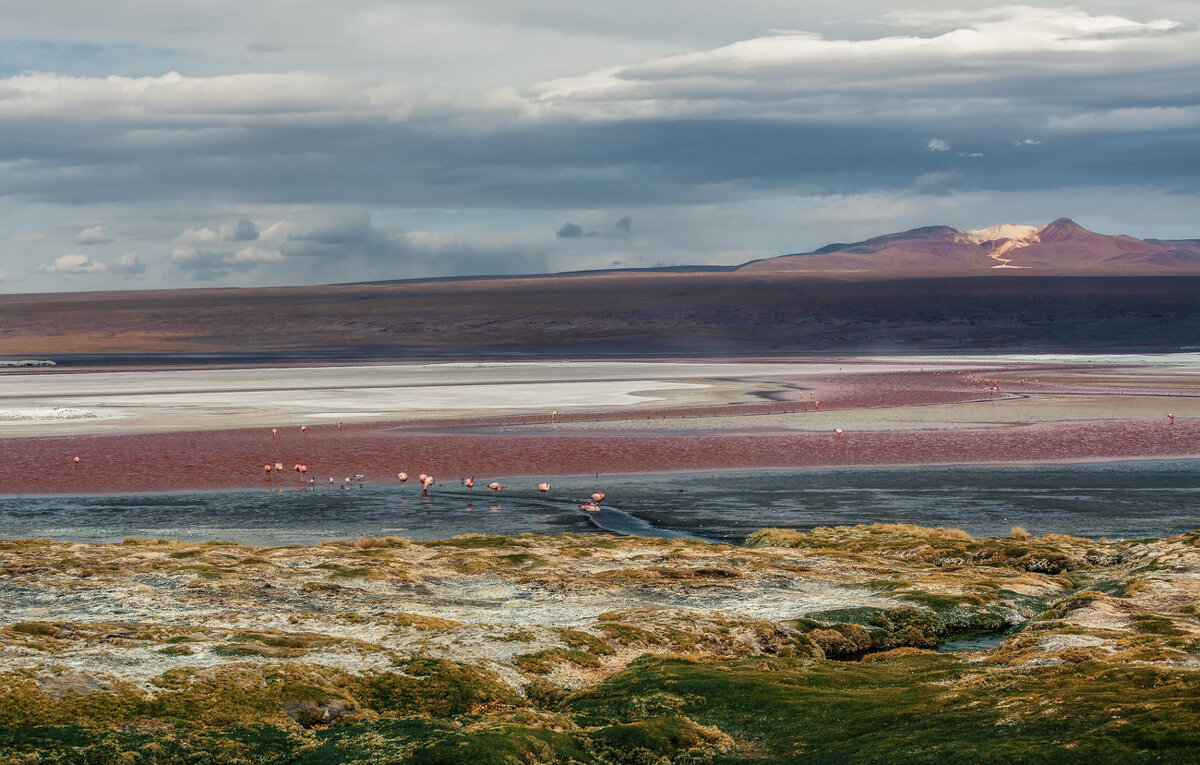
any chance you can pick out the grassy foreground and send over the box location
[0,525,1197,763]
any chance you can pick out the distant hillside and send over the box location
[739,219,1200,275]
[3,274,1200,361]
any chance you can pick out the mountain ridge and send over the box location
[739,218,1200,275]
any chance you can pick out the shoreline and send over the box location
[4,452,1200,500]
[3,357,1196,495]
[1,416,1196,495]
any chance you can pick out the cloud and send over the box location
[613,215,633,234]
[110,253,146,275]
[228,246,283,263]
[2,5,1200,292]
[556,222,584,238]
[229,218,260,242]
[282,215,551,281]
[76,226,111,245]
[44,254,107,273]
[167,240,277,281]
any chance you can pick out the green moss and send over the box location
[157,645,195,656]
[597,622,661,647]
[422,535,522,550]
[8,622,59,637]
[557,628,615,656]
[567,654,1200,762]
[1130,615,1187,636]
[365,658,521,717]
[514,649,603,675]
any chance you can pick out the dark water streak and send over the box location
[1,460,1196,546]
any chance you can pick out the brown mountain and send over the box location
[738,218,1200,275]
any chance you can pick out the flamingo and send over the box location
[338,420,343,430]
[300,425,307,435]
[538,482,551,493]
[422,475,435,495]
[398,471,408,484]
[834,428,844,437]
[487,482,507,494]
[551,410,559,423]
[463,477,475,490]
[591,491,606,503]
[264,464,272,479]
[578,501,601,512]
[419,473,428,485]
[1168,413,1175,424]
[271,428,277,438]
[73,456,80,465]
[275,462,283,472]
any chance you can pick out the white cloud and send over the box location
[229,247,283,263]
[0,270,10,282]
[927,138,951,152]
[179,227,220,245]
[76,225,110,244]
[1016,138,1041,146]
[110,253,146,275]
[1046,106,1200,133]
[44,254,107,273]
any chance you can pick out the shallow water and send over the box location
[1,460,1197,546]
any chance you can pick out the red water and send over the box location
[3,417,1195,495]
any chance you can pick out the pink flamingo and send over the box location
[463,477,475,490]
[551,410,559,423]
[275,462,284,472]
[73,456,80,465]
[538,482,551,493]
[487,481,507,494]
[578,501,601,512]
[591,491,606,503]
[1168,413,1175,424]
[263,464,272,479]
[834,428,844,437]
[271,428,277,438]
[419,473,428,484]
[422,475,435,495]
[300,426,307,435]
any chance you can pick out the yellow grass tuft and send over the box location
[355,536,408,549]
[859,523,972,540]
[1010,526,1032,540]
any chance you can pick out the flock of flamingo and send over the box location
[65,395,1182,501]
[246,424,611,511]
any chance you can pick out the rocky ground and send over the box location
[1,524,1198,763]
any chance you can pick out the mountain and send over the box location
[738,219,1200,275]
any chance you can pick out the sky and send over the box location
[1,1,1199,293]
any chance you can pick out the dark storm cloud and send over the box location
[2,5,1200,290]
[279,216,551,281]
[232,218,259,241]
[1,5,1197,216]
